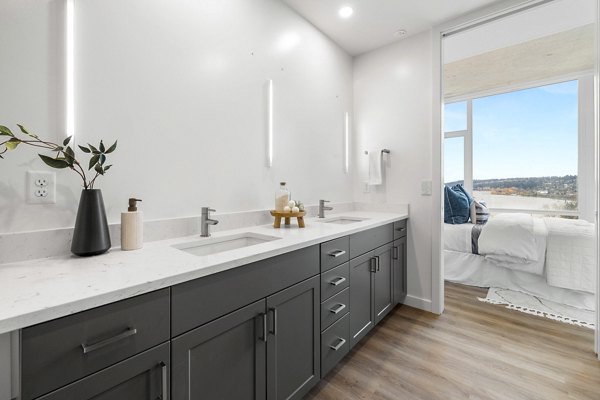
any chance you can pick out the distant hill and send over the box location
[446,175,577,200]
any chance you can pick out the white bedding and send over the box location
[479,213,543,262]
[545,218,595,293]
[443,218,546,276]
[444,214,595,293]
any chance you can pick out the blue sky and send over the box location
[444,80,578,182]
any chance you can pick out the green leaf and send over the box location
[5,138,20,150]
[0,125,13,137]
[39,154,69,169]
[99,140,105,153]
[105,140,117,154]
[94,163,104,175]
[63,136,72,146]
[103,164,112,172]
[88,154,100,170]
[100,154,106,165]
[17,124,38,139]
[17,124,30,135]
[64,146,75,166]
[88,144,100,154]
[78,145,91,153]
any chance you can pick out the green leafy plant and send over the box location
[0,124,116,189]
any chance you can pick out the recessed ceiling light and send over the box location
[338,6,354,18]
[394,29,407,37]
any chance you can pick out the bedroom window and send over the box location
[444,77,594,220]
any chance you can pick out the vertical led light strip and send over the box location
[344,112,349,173]
[66,0,75,140]
[267,79,274,167]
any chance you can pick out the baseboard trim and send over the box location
[403,295,432,312]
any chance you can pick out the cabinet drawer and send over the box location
[393,219,407,239]
[320,262,349,301]
[320,236,350,272]
[349,224,393,259]
[21,288,170,400]
[321,287,349,331]
[321,313,349,378]
[172,245,319,337]
[37,342,170,400]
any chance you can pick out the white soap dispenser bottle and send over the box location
[121,198,143,251]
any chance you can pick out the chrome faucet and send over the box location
[201,207,219,237]
[318,200,333,218]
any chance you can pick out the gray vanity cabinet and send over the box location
[349,252,375,347]
[348,232,398,347]
[373,242,394,324]
[266,275,320,400]
[393,236,407,305]
[171,276,319,400]
[171,299,267,400]
[37,343,169,400]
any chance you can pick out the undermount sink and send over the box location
[173,232,280,257]
[320,216,369,225]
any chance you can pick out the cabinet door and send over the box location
[349,251,375,347]
[266,276,320,400]
[37,343,169,400]
[172,299,267,400]
[393,237,407,305]
[373,243,394,324]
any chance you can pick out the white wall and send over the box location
[0,0,353,234]
[353,31,434,310]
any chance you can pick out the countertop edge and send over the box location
[0,212,408,334]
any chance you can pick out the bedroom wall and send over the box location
[353,31,434,311]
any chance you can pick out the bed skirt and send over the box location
[445,250,595,311]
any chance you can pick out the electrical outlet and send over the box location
[27,171,56,204]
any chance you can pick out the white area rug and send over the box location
[479,287,595,329]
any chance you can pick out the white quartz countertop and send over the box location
[0,211,407,334]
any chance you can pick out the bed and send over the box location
[444,213,596,311]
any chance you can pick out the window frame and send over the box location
[443,73,595,219]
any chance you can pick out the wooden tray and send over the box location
[270,210,306,228]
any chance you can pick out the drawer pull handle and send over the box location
[81,327,138,354]
[329,276,346,286]
[330,338,346,351]
[330,303,346,314]
[396,227,406,232]
[160,361,168,400]
[328,249,346,258]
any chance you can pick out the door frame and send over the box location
[431,0,600,359]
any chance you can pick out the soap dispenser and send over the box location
[121,198,143,251]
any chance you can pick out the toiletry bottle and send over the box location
[121,198,143,251]
[275,182,290,212]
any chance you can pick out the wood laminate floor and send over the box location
[307,282,600,400]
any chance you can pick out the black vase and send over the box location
[71,189,111,257]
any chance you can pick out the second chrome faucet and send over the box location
[318,200,333,218]
[201,207,219,237]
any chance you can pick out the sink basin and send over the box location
[173,233,280,257]
[321,216,369,225]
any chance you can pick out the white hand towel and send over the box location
[367,150,382,185]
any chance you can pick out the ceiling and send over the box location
[281,0,503,56]
[444,0,597,63]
